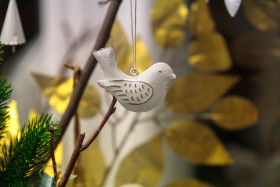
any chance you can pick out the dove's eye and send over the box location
[159,70,162,73]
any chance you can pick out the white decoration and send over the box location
[205,0,242,17]
[0,0,26,45]
[93,46,176,112]
[225,0,242,17]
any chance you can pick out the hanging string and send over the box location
[130,0,138,76]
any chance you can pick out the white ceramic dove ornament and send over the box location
[93,47,176,112]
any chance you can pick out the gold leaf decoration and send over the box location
[77,84,101,118]
[211,95,258,131]
[32,73,100,118]
[0,100,21,154]
[231,31,280,69]
[79,140,106,187]
[115,134,164,187]
[164,178,214,187]
[188,32,232,72]
[166,73,240,113]
[244,0,280,33]
[118,39,153,75]
[150,0,188,48]
[190,0,215,37]
[107,20,152,74]
[165,120,233,165]
[106,20,130,66]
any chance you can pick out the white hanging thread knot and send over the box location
[130,0,138,76]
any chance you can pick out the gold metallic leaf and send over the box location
[32,73,100,118]
[79,140,106,187]
[188,32,232,72]
[106,20,153,74]
[231,31,280,69]
[115,134,164,187]
[77,84,101,118]
[150,0,188,48]
[118,39,153,75]
[166,73,240,113]
[106,20,130,66]
[190,0,215,37]
[164,178,214,187]
[165,120,233,165]
[211,95,258,131]
[244,0,280,32]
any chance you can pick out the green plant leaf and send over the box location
[0,77,12,140]
[0,114,60,186]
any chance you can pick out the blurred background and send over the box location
[1,0,280,186]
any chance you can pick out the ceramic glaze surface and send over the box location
[93,46,176,112]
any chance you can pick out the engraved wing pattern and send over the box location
[99,80,153,105]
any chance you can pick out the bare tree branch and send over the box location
[56,0,122,146]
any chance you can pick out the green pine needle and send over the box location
[0,44,4,61]
[0,77,12,140]
[0,114,60,186]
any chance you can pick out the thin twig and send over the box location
[80,97,117,152]
[56,0,123,147]
[100,113,140,187]
[59,133,85,187]
[65,64,86,185]
[49,124,58,181]
[58,97,117,186]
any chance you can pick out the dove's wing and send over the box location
[98,80,153,105]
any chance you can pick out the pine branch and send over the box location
[0,77,12,140]
[0,44,4,61]
[0,114,60,186]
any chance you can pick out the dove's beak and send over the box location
[171,73,176,80]
[167,73,176,90]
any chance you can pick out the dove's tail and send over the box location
[93,47,123,79]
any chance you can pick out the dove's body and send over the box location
[93,47,176,112]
